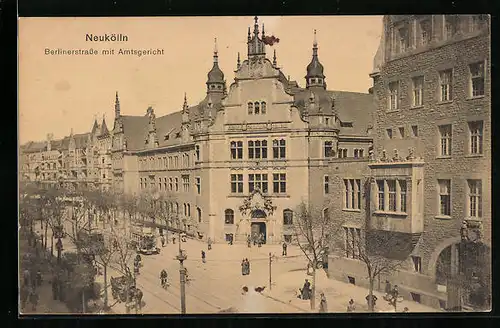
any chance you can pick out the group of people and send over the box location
[241,258,251,275]
[21,267,43,311]
[298,279,312,300]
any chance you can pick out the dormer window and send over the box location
[248,102,253,114]
[164,135,170,141]
[325,118,330,125]
[217,85,222,89]
[261,101,267,114]
[254,102,260,114]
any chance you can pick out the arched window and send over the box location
[323,208,330,221]
[175,202,179,214]
[248,102,253,114]
[197,207,202,223]
[187,204,191,217]
[254,102,260,114]
[261,101,267,114]
[283,209,293,225]
[184,203,187,216]
[225,209,234,224]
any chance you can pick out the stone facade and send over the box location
[328,15,491,311]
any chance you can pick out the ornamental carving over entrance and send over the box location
[238,189,277,217]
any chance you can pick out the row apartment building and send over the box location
[328,15,491,311]
[20,116,113,192]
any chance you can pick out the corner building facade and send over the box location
[109,17,373,245]
[328,15,491,311]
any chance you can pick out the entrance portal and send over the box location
[251,222,267,244]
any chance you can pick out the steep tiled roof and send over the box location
[293,88,374,136]
[100,118,110,137]
[328,91,374,136]
[73,133,90,149]
[156,111,183,147]
[121,115,149,151]
[20,141,46,153]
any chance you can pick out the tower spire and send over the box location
[248,26,251,41]
[237,52,241,69]
[213,37,218,64]
[114,91,121,117]
[262,23,265,38]
[313,29,318,56]
[183,92,188,111]
[273,49,277,66]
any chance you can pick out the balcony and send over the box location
[368,148,425,240]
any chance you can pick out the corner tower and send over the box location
[305,30,326,89]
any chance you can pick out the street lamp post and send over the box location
[176,250,187,314]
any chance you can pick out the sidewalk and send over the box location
[264,269,441,313]
[19,239,72,314]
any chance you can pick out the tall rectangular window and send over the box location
[168,177,173,191]
[377,180,385,211]
[230,141,243,160]
[248,174,268,193]
[399,180,407,213]
[468,180,482,218]
[195,177,201,195]
[388,82,399,110]
[412,76,424,107]
[397,27,409,53]
[272,139,286,159]
[469,62,485,97]
[324,141,334,157]
[438,179,451,216]
[324,175,329,194]
[174,177,179,192]
[344,227,362,259]
[182,175,190,193]
[388,180,397,212]
[439,70,453,101]
[469,121,483,155]
[230,174,243,193]
[272,173,286,193]
[195,145,200,161]
[439,125,452,156]
[248,140,268,159]
[419,19,432,45]
[356,180,361,210]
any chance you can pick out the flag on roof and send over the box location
[262,35,280,46]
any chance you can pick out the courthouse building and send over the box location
[109,16,373,244]
[328,15,491,311]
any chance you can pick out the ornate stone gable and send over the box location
[239,189,277,217]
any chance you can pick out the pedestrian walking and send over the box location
[208,237,212,250]
[319,292,328,313]
[384,280,392,300]
[245,258,250,275]
[282,242,287,256]
[201,250,206,263]
[365,293,378,310]
[241,259,246,275]
[346,299,356,312]
[23,269,30,287]
[161,235,165,247]
[29,289,38,311]
[35,269,42,288]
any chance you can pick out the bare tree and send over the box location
[107,224,138,313]
[291,201,334,310]
[331,222,404,312]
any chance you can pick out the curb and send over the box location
[262,293,309,313]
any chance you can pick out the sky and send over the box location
[18,16,383,144]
